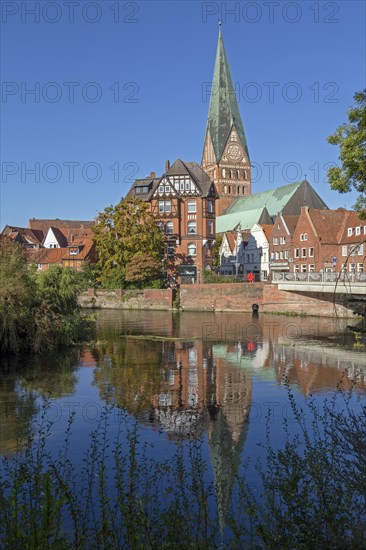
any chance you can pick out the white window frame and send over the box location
[301,264,307,273]
[166,221,173,234]
[301,248,307,258]
[342,246,347,256]
[187,221,197,234]
[187,201,196,213]
[187,243,196,256]
[309,247,314,257]
[303,233,308,241]
[347,228,353,236]
[355,226,361,236]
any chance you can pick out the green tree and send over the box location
[0,237,95,355]
[92,197,165,288]
[327,90,366,217]
[211,234,223,271]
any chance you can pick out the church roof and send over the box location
[205,30,249,163]
[217,180,328,233]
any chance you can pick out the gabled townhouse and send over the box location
[269,213,299,274]
[27,233,97,271]
[243,224,272,280]
[127,159,218,280]
[338,211,366,273]
[292,207,349,273]
[219,229,249,275]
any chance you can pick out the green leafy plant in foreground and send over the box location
[0,377,365,548]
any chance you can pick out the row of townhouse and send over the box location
[1,219,96,270]
[219,206,366,279]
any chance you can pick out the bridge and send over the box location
[272,272,366,295]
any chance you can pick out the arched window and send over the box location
[242,186,245,194]
[222,168,226,178]
[187,221,197,234]
[224,185,228,193]
[228,185,232,193]
[237,170,240,179]
[157,221,164,231]
[243,170,247,179]
[166,221,173,234]
[237,186,240,194]
[188,243,196,256]
[230,169,234,179]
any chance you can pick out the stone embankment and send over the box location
[79,283,355,317]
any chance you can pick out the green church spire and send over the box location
[206,29,249,163]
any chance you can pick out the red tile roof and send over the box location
[307,208,349,243]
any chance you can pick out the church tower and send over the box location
[202,27,251,216]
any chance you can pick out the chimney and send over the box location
[165,160,170,172]
[150,171,156,178]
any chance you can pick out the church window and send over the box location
[242,186,245,194]
[228,185,232,193]
[243,170,246,179]
[230,170,234,179]
[237,170,240,179]
[222,168,226,178]
[224,185,228,193]
[237,186,240,194]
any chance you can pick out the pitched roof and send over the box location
[282,215,299,235]
[216,206,271,233]
[204,30,249,162]
[259,224,273,240]
[338,210,366,244]
[217,180,328,233]
[28,219,95,233]
[1,225,44,245]
[26,240,96,264]
[306,208,349,243]
[127,159,217,200]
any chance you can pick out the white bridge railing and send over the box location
[272,272,366,284]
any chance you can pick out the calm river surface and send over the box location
[1,310,365,525]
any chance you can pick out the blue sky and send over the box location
[1,0,365,227]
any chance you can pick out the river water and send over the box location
[1,310,365,535]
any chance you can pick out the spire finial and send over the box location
[219,19,222,32]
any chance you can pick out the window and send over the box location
[275,252,279,260]
[280,236,285,244]
[188,243,196,256]
[222,168,226,178]
[158,185,164,194]
[69,248,78,256]
[167,245,175,257]
[301,248,307,258]
[273,237,279,245]
[187,201,196,213]
[357,244,364,255]
[300,234,303,241]
[158,200,171,214]
[166,222,173,234]
[208,221,214,235]
[263,252,267,262]
[207,200,214,213]
[284,250,289,259]
[270,252,274,260]
[165,185,170,193]
[157,221,164,231]
[295,248,299,258]
[342,245,347,256]
[280,251,283,260]
[347,228,353,236]
[180,180,184,191]
[188,221,197,234]
[294,264,299,273]
[341,264,346,272]
[301,264,307,273]
[309,247,314,257]
[185,179,190,191]
[355,226,361,235]
[357,263,364,272]
[303,233,308,241]
[309,264,315,272]
[349,263,355,273]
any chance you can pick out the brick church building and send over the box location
[127,27,248,278]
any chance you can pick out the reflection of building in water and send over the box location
[270,341,366,395]
[150,339,253,529]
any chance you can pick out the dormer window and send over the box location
[69,247,79,256]
[348,228,353,236]
[355,227,361,235]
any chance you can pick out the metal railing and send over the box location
[272,272,366,283]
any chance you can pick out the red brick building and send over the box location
[127,159,218,280]
[270,213,299,274]
[337,210,366,273]
[291,207,349,273]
